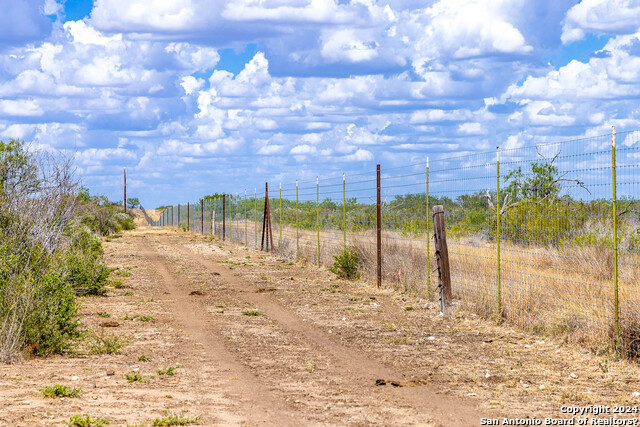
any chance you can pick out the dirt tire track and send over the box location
[161,234,483,426]
[139,235,308,426]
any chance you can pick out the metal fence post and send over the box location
[279,183,282,257]
[377,164,382,288]
[296,180,299,259]
[343,173,346,250]
[316,176,320,266]
[245,189,247,247]
[178,204,181,228]
[236,192,240,243]
[612,125,620,350]
[201,201,204,234]
[254,188,257,248]
[222,194,226,241]
[187,202,190,232]
[496,147,502,318]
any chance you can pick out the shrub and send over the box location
[329,246,360,280]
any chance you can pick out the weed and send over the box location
[242,310,261,316]
[96,312,111,318]
[109,279,124,289]
[125,370,151,383]
[88,332,127,355]
[41,384,81,398]
[157,366,176,376]
[122,291,134,296]
[138,315,155,322]
[215,305,226,308]
[152,410,201,426]
[115,270,131,277]
[344,307,355,310]
[404,306,414,311]
[68,414,110,427]
[138,355,150,362]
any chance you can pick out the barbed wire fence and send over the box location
[152,128,640,359]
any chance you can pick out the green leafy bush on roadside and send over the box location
[329,246,360,280]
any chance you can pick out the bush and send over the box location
[329,246,360,280]
[61,227,110,296]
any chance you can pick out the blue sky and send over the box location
[0,0,639,207]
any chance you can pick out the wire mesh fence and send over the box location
[152,128,640,359]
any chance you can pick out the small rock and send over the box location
[539,384,547,390]
[71,376,79,381]
[427,336,435,341]
[342,317,346,321]
[485,371,491,379]
[569,373,578,379]
[631,392,640,398]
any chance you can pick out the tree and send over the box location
[127,197,140,209]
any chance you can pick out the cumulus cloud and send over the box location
[562,0,640,43]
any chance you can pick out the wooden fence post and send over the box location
[432,205,452,315]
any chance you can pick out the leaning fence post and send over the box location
[612,125,620,350]
[432,205,452,315]
[222,194,226,241]
[377,164,382,288]
[496,147,502,318]
[426,156,431,300]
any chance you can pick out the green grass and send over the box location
[404,306,414,311]
[138,315,155,322]
[96,312,111,318]
[125,370,151,383]
[241,310,261,316]
[157,366,176,376]
[152,411,200,426]
[41,384,81,398]
[68,414,110,427]
[138,355,150,362]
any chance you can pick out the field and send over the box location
[3,224,640,426]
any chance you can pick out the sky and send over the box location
[1,0,640,207]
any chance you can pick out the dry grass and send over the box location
[184,218,640,358]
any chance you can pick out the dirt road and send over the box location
[2,228,639,426]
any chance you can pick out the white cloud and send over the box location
[321,29,378,63]
[338,148,373,162]
[562,0,640,43]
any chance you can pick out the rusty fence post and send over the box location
[376,164,382,288]
[123,168,127,213]
[222,194,226,241]
[432,205,452,315]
